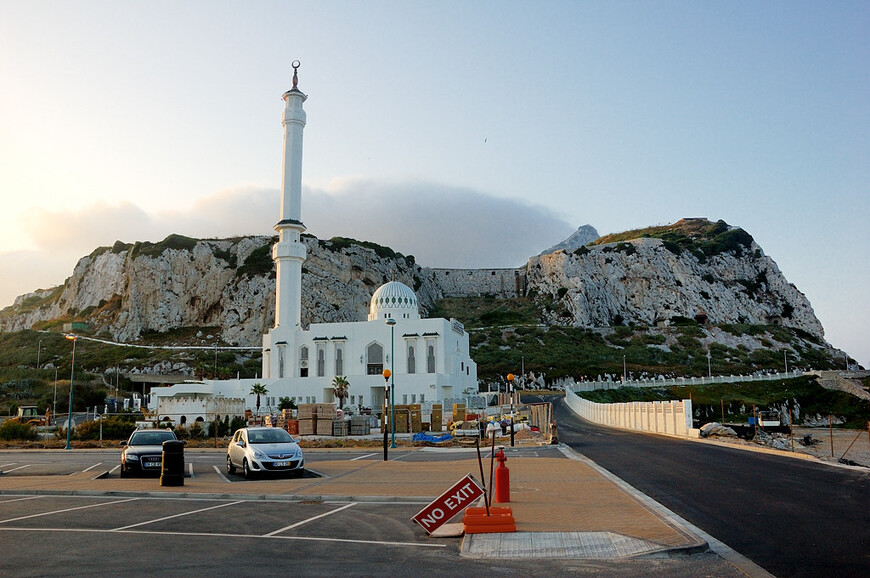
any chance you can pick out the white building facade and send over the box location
[148,63,477,414]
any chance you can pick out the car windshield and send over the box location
[130,431,175,445]
[247,429,294,444]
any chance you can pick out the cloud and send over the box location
[2,179,576,306]
[304,178,575,268]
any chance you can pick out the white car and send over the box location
[226,427,305,479]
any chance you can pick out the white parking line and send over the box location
[188,463,194,478]
[109,465,121,474]
[82,462,102,473]
[212,465,231,483]
[0,496,43,504]
[264,502,356,536]
[0,498,139,524]
[3,465,31,473]
[350,453,377,461]
[0,526,447,548]
[0,463,17,468]
[112,500,243,531]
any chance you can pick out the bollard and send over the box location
[494,447,510,503]
[160,439,184,487]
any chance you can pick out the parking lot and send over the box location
[0,493,468,576]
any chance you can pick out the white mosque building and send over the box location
[147,63,477,416]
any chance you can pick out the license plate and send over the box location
[144,461,161,468]
[274,461,289,467]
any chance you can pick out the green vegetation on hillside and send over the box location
[0,329,262,415]
[431,296,842,384]
[593,218,756,259]
[325,237,415,266]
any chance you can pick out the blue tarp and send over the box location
[412,433,453,443]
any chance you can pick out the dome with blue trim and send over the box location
[367,281,420,321]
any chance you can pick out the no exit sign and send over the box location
[412,474,485,534]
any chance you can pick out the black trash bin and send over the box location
[160,439,185,487]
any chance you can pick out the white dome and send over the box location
[368,281,420,321]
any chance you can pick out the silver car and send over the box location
[226,427,305,479]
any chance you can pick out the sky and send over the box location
[0,1,867,366]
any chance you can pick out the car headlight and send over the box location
[126,454,140,461]
[253,449,268,459]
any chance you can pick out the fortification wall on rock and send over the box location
[422,268,526,299]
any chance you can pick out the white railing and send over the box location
[570,369,806,392]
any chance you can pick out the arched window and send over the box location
[317,347,325,377]
[299,346,309,377]
[427,344,436,374]
[335,346,344,376]
[367,343,384,375]
[407,345,416,374]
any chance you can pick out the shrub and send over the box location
[0,419,38,441]
[74,416,137,440]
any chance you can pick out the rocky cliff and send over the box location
[0,219,826,346]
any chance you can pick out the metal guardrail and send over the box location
[570,370,807,392]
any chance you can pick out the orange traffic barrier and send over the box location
[462,506,516,534]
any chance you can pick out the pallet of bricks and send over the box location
[350,416,370,436]
[316,403,334,435]
[385,406,409,433]
[409,404,423,433]
[430,404,443,432]
[297,404,316,436]
[281,409,299,435]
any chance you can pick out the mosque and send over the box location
[147,64,477,417]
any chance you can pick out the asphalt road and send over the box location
[551,396,870,578]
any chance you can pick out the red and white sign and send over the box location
[412,474,485,534]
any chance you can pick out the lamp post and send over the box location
[385,317,396,448]
[507,373,515,447]
[37,338,42,369]
[707,349,712,379]
[64,334,77,450]
[381,369,391,460]
[784,350,788,374]
[53,368,58,419]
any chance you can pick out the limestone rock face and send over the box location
[0,236,429,346]
[0,223,826,346]
[540,224,600,255]
[526,237,824,339]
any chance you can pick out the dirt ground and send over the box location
[790,426,870,467]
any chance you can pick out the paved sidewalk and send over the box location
[0,444,707,560]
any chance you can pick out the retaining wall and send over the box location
[564,386,694,438]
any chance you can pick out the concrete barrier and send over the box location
[564,386,693,438]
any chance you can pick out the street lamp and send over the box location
[707,349,712,379]
[381,368,391,460]
[784,350,789,374]
[37,338,43,369]
[507,373,515,447]
[64,334,78,450]
[385,317,396,448]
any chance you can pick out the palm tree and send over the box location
[331,376,349,409]
[250,382,269,419]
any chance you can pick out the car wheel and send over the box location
[243,458,254,480]
[226,455,236,475]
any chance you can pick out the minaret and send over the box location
[273,60,307,329]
